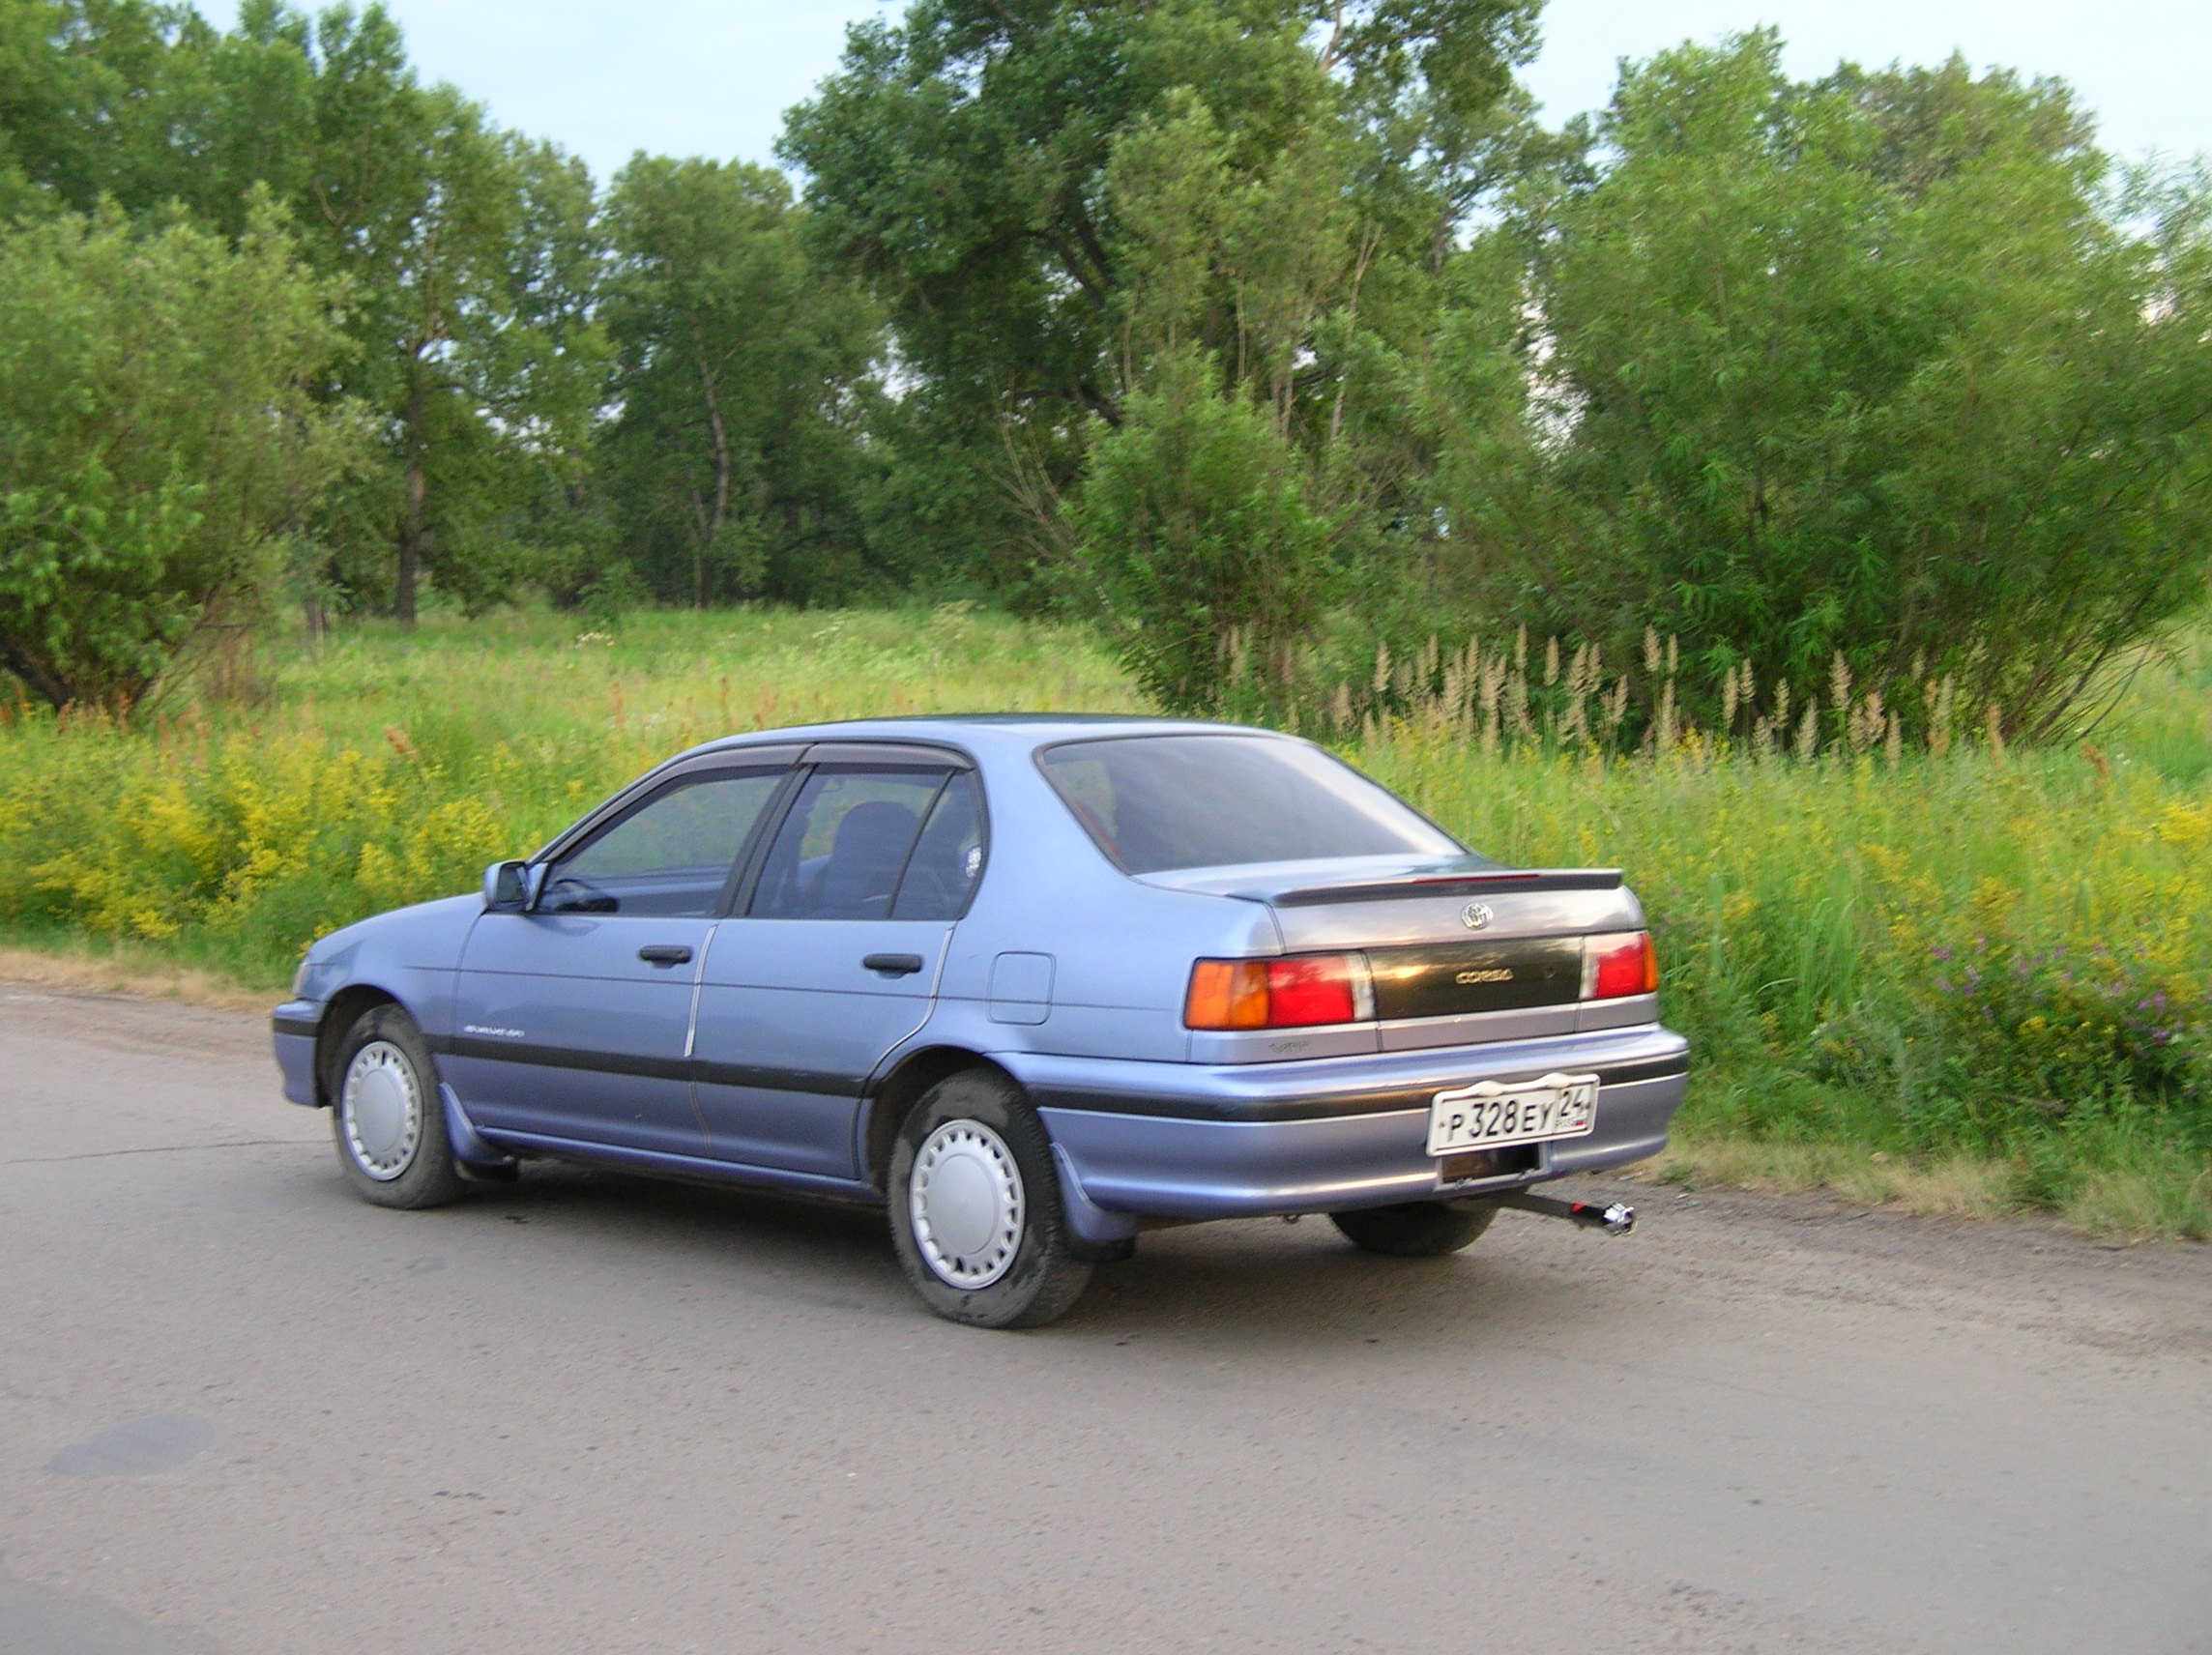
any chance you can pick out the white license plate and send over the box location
[1427,1072,1599,1157]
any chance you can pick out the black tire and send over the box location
[1330,1199,1498,1258]
[329,1004,465,1210]
[888,1068,1092,1329]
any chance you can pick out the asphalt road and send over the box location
[2,986,2207,1655]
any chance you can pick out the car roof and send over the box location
[683,713,1298,763]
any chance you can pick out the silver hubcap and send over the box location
[341,1041,422,1181]
[909,1119,1024,1290]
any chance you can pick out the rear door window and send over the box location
[750,764,982,919]
[890,770,986,919]
[1039,735,1461,874]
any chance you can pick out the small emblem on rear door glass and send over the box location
[1462,902,1494,931]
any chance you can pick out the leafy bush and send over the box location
[1068,354,1341,713]
[1913,937,2204,1112]
[0,205,358,711]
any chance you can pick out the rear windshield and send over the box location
[1038,735,1462,874]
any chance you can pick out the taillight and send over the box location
[1583,931,1659,999]
[1185,954,1375,1030]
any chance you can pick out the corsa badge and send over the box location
[1462,901,1494,931]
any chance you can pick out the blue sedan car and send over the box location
[273,717,1687,1327]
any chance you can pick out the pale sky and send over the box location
[207,2,2211,186]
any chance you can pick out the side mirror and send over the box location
[483,859,536,912]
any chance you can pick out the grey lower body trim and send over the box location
[474,1126,882,1205]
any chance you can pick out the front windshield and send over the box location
[1038,734,1464,875]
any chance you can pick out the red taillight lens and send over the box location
[1585,931,1659,1000]
[1266,955,1360,1026]
[1185,954,1370,1030]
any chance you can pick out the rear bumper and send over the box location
[1001,1024,1687,1227]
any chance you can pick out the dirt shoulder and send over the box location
[1564,1172,2212,1362]
[0,944,271,1015]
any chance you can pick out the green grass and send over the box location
[2094,625,2212,785]
[1361,727,2211,1238]
[4,605,2206,1238]
[0,605,1136,987]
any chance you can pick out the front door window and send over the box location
[543,770,785,917]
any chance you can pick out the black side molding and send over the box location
[272,1014,318,1040]
[1593,1052,1693,1088]
[428,1034,692,1085]
[424,1033,864,1099]
[694,1060,863,1098]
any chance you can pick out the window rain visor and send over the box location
[1038,735,1461,874]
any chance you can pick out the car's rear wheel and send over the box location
[331,1004,465,1210]
[1330,1199,1498,1257]
[888,1069,1091,1328]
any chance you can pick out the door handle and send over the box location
[862,953,926,977]
[637,944,693,966]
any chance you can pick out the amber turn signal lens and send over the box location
[1584,931,1659,1000]
[1184,959,1272,1029]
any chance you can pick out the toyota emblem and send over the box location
[1461,901,1494,931]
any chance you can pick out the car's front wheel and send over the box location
[330,1004,465,1210]
[888,1069,1091,1328]
[1330,1199,1498,1257]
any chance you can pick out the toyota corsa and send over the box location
[272,718,1688,1327]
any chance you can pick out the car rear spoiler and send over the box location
[1270,869,1625,908]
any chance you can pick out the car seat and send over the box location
[812,799,920,918]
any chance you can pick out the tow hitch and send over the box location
[1497,1191,1636,1235]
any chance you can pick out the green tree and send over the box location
[0,2,613,622]
[781,0,1540,606]
[211,6,606,621]
[598,156,879,608]
[0,205,359,710]
[372,116,605,622]
[0,3,614,624]
[1451,34,2212,739]
[0,0,200,218]
[1069,349,1340,711]
[22,2,612,620]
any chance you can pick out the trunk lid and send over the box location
[1142,855,1651,1047]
